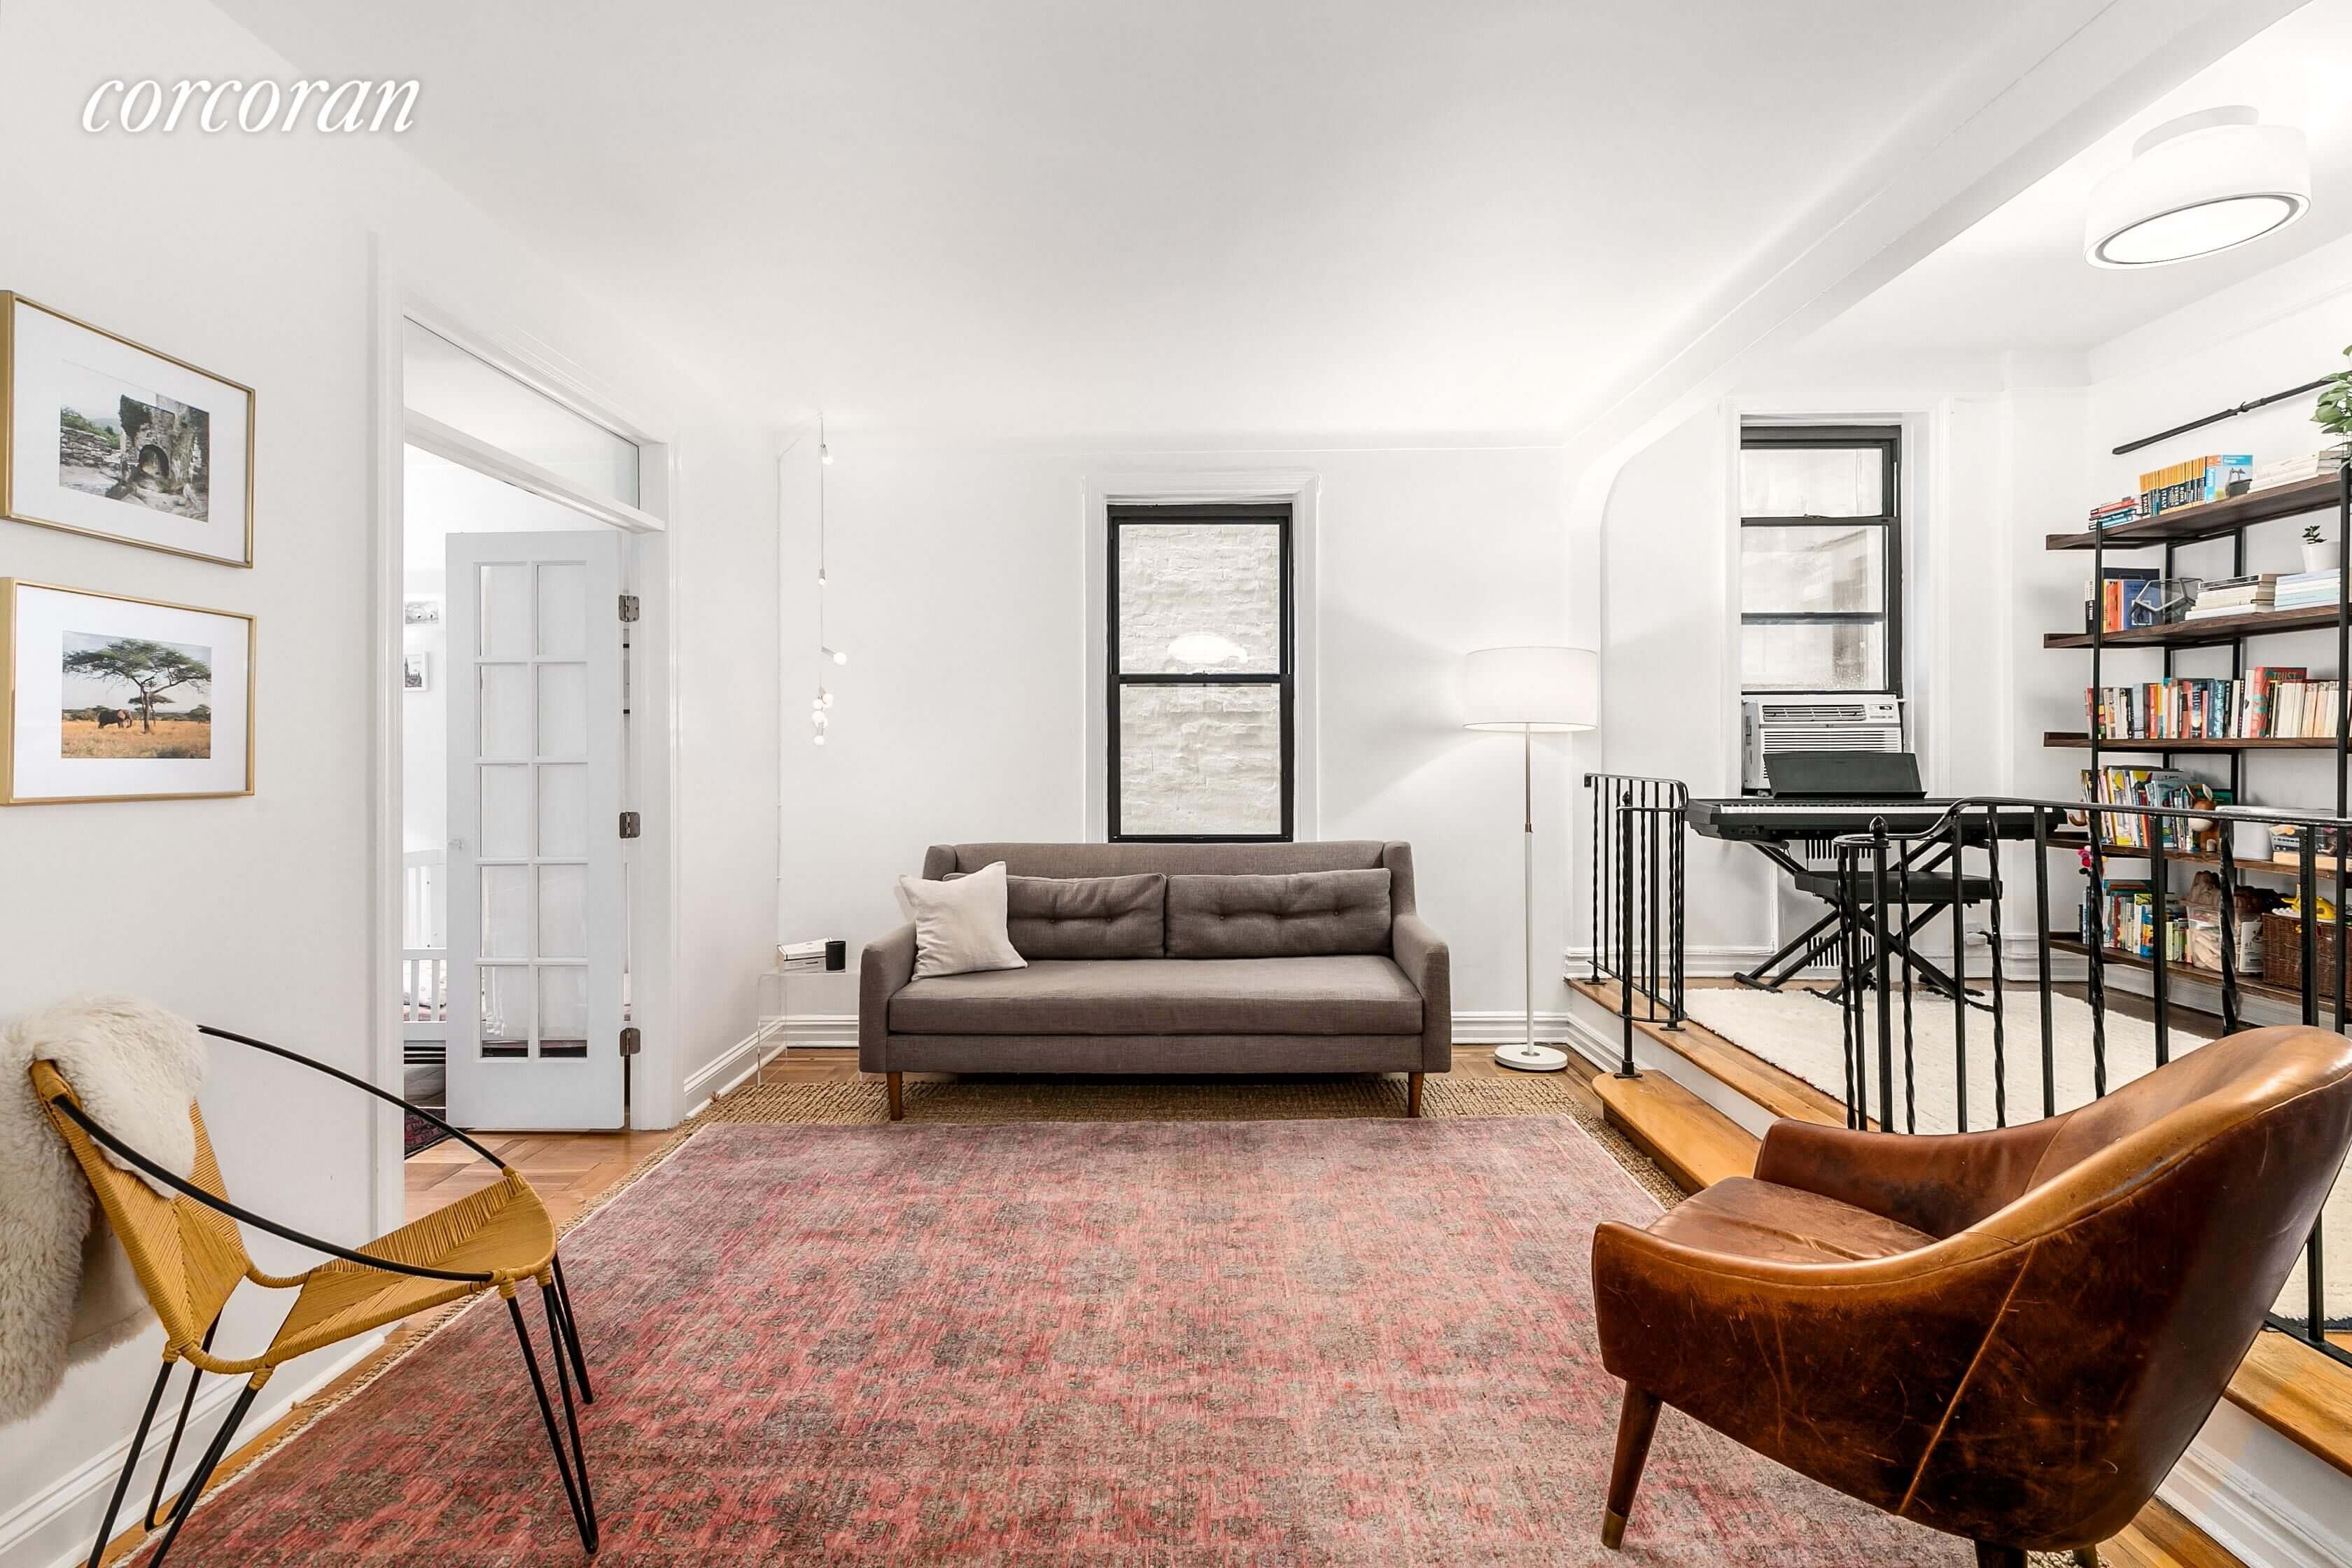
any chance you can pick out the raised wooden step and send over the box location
[1569,978,1849,1128]
[1591,1069,1755,1192]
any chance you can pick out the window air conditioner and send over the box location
[1741,695,1904,792]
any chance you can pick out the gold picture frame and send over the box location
[0,580,256,804]
[0,293,256,567]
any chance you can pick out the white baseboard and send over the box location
[1448,1010,1575,1044]
[2161,1399,2352,1568]
[0,1332,386,1568]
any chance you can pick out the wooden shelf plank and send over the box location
[2043,834,2320,878]
[1591,1069,1756,1191]
[2047,472,2345,552]
[2045,604,2348,650]
[2045,732,2342,751]
[2043,934,2339,1013]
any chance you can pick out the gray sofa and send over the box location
[860,841,1450,1119]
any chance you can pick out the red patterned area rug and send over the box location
[156,1118,1973,1564]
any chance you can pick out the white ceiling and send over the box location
[1799,0,2352,359]
[216,0,2092,440]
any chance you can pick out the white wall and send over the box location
[1588,357,2084,969]
[0,2,777,1560]
[771,438,1587,1034]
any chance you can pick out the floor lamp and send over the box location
[1462,646,1598,1072]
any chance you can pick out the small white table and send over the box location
[751,961,827,1085]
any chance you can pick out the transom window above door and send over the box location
[1107,503,1294,841]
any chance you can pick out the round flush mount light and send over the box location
[2085,106,2309,268]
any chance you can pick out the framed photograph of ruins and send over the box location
[1,295,255,566]
[0,580,255,805]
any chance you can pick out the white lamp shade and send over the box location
[1461,645,1597,732]
[2085,107,2309,268]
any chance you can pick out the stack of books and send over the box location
[2185,573,2278,620]
[2274,569,2340,612]
[2139,454,2251,516]
[2086,496,2139,531]
[2249,448,2348,493]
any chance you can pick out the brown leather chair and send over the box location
[1591,1026,2352,1567]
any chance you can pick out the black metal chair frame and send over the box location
[49,1026,600,1567]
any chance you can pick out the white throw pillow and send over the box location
[895,861,1028,979]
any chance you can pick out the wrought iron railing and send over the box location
[1583,774,1686,1073]
[1832,795,2350,1366]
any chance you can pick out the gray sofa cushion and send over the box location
[1005,873,1165,960]
[1166,869,1391,958]
[887,956,1422,1036]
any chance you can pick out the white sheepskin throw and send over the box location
[0,997,206,1426]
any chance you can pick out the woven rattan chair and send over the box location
[31,1026,600,1567]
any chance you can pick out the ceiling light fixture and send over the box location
[2085,106,2309,269]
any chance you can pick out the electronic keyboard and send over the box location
[1686,797,2044,851]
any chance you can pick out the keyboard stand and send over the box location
[1732,836,1983,1004]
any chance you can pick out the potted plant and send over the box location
[2306,523,2341,575]
[2317,342,2352,453]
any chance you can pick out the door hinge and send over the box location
[618,594,640,623]
[619,811,641,839]
[619,1026,640,1057]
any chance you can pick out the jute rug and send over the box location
[141,1114,1987,1566]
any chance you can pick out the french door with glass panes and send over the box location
[445,530,627,1129]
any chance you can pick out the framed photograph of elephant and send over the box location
[1,295,255,566]
[0,580,255,804]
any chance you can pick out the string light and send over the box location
[813,414,845,742]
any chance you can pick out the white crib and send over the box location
[402,851,449,1062]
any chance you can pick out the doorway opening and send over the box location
[379,303,676,1202]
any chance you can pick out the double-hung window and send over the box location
[1107,503,1294,841]
[1738,426,1903,694]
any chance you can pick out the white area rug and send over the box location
[1682,986,2347,1324]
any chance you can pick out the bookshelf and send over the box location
[2045,450,2351,981]
[2043,732,2341,751]
[2043,471,2343,552]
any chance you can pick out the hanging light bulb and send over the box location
[820,690,834,708]
[813,732,826,746]
[819,442,832,465]
[811,708,827,726]
[817,568,827,586]
[823,645,848,666]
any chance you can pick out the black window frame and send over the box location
[1106,501,1295,843]
[1737,425,1904,697]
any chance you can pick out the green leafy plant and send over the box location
[2305,524,2325,545]
[2318,342,2352,440]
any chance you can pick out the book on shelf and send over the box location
[2274,568,2342,611]
[2081,669,2330,741]
[2138,454,2252,516]
[776,937,848,972]
[2085,567,2159,631]
[2086,496,2139,530]
[2249,448,2350,491]
[2076,767,2230,851]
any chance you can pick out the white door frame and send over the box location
[369,246,685,1240]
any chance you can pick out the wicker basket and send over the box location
[2260,911,2342,995]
